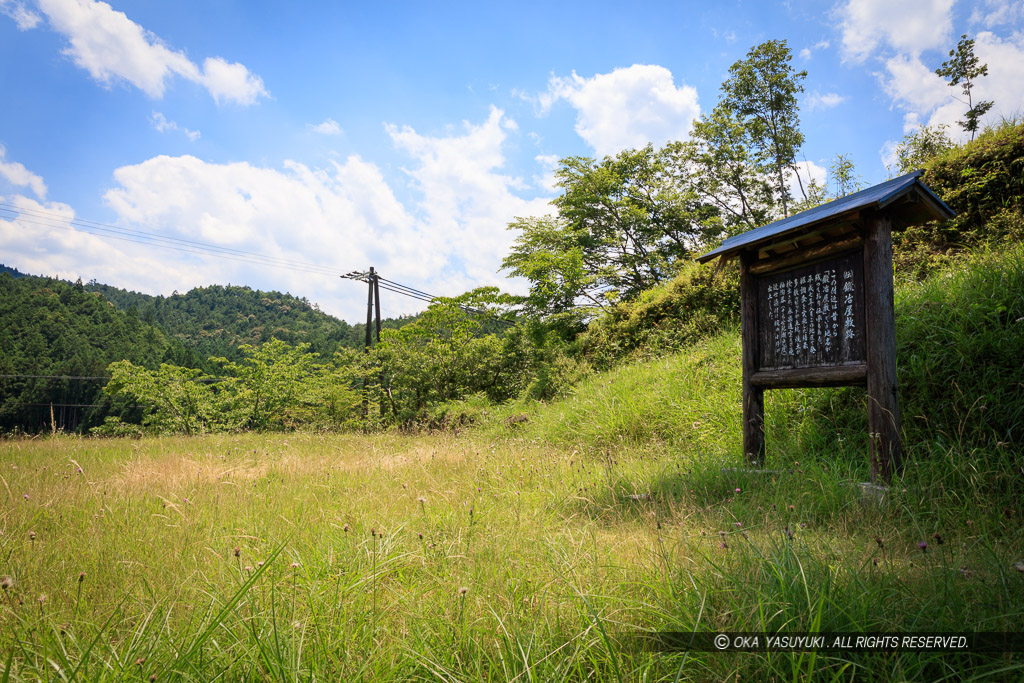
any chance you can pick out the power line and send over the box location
[0,204,341,277]
[0,374,109,380]
[342,270,517,328]
[5,203,518,325]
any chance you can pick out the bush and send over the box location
[895,120,1024,277]
[578,260,739,369]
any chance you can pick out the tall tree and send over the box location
[893,124,956,175]
[668,105,774,238]
[504,146,718,316]
[719,39,807,217]
[935,34,994,141]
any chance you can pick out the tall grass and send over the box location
[1,247,1022,681]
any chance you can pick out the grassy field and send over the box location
[1,425,1021,681]
[2,247,1022,681]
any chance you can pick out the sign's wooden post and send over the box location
[697,171,954,484]
[740,251,765,466]
[863,215,901,481]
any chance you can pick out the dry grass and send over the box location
[1,430,1021,681]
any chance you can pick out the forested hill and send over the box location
[0,273,172,433]
[0,269,421,433]
[83,282,382,364]
[0,264,30,278]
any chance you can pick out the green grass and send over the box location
[1,246,1023,681]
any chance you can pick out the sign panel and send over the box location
[755,250,865,371]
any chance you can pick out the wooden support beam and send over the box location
[740,252,765,466]
[863,216,902,483]
[750,234,864,275]
[751,363,867,389]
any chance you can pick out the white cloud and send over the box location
[0,144,47,198]
[807,91,846,110]
[32,0,267,104]
[151,111,200,141]
[309,118,342,135]
[970,0,1024,29]
[199,56,268,106]
[881,31,1024,139]
[800,39,831,60]
[385,106,551,292]
[787,160,827,202]
[540,65,701,157]
[838,0,954,63]
[0,193,211,291]
[2,108,555,319]
[0,0,41,29]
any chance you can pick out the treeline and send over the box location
[0,275,419,432]
[0,275,170,432]
[84,282,420,368]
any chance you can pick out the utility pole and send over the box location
[342,267,384,420]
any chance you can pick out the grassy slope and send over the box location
[0,248,1022,681]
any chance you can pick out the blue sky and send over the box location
[1,0,1022,322]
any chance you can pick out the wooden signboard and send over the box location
[698,172,955,483]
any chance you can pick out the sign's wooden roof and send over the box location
[697,170,955,264]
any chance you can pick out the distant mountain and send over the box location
[84,282,421,365]
[0,266,422,432]
[0,264,30,278]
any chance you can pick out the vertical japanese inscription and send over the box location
[756,250,865,370]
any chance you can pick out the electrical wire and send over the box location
[4,203,518,325]
[0,204,341,277]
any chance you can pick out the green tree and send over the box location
[935,34,994,140]
[669,105,774,236]
[371,288,524,420]
[211,339,328,431]
[828,153,863,197]
[719,39,807,216]
[503,146,718,318]
[893,124,956,175]
[104,361,225,435]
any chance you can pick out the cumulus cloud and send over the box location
[970,0,1024,29]
[881,31,1024,139]
[30,0,267,104]
[540,65,701,157]
[309,118,342,135]
[2,107,555,318]
[838,0,954,63]
[834,0,1024,166]
[0,0,41,29]
[151,111,200,141]
[800,40,831,60]
[385,106,551,292]
[199,56,268,106]
[0,192,213,291]
[0,145,47,198]
[807,91,846,110]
